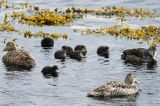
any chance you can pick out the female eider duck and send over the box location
[2,41,36,68]
[87,73,140,98]
[121,46,157,65]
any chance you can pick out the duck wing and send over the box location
[93,81,138,97]
[121,48,147,60]
[94,81,124,92]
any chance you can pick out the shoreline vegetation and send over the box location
[0,0,160,45]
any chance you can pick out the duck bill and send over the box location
[135,80,141,84]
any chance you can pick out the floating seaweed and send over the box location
[65,6,160,18]
[12,9,83,26]
[81,25,160,46]
[0,14,19,32]
[24,30,68,39]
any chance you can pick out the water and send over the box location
[0,0,160,106]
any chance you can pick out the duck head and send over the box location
[52,65,59,70]
[124,73,140,86]
[4,41,16,51]
[147,46,157,61]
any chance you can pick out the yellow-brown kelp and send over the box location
[12,9,83,26]
[81,25,160,46]
[0,14,19,32]
[0,0,9,9]
[65,6,160,18]
[24,30,68,39]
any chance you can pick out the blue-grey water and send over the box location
[0,0,160,106]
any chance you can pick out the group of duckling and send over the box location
[1,37,158,99]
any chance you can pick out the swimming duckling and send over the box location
[54,50,67,60]
[74,45,87,56]
[41,65,59,77]
[97,46,109,58]
[87,73,140,98]
[62,46,73,56]
[70,50,83,61]
[2,41,36,68]
[41,37,54,47]
[121,46,157,65]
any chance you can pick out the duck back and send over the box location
[2,50,36,68]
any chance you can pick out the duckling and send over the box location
[70,50,83,61]
[54,50,67,60]
[41,65,59,77]
[121,46,157,65]
[97,46,109,58]
[62,46,73,56]
[41,37,54,47]
[87,73,140,98]
[74,45,87,56]
[2,41,36,68]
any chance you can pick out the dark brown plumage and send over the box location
[121,46,157,65]
[70,51,83,61]
[74,45,87,56]
[54,50,67,60]
[41,65,59,77]
[62,46,73,56]
[97,46,109,58]
[2,41,36,68]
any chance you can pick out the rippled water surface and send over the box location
[0,0,160,106]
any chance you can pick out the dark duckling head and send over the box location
[62,46,73,56]
[41,37,54,48]
[54,50,67,60]
[97,46,109,58]
[70,50,83,61]
[74,45,87,56]
[4,41,16,51]
[41,65,59,77]
[147,46,157,61]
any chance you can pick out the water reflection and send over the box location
[91,96,137,106]
[3,64,34,72]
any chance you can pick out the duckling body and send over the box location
[74,45,87,56]
[41,65,59,77]
[87,73,139,98]
[97,46,109,58]
[41,37,54,47]
[2,42,36,68]
[70,51,83,61]
[62,46,73,56]
[121,46,157,64]
[54,50,67,60]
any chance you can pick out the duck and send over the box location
[54,50,67,60]
[87,73,140,98]
[97,46,109,58]
[41,65,59,77]
[121,46,157,65]
[2,41,36,68]
[62,46,73,56]
[41,37,54,47]
[74,45,87,56]
[70,50,83,61]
